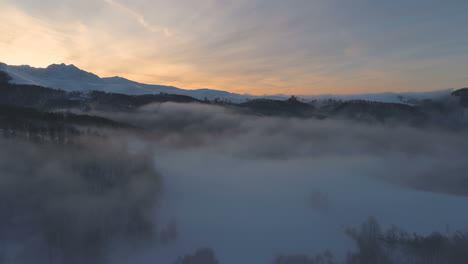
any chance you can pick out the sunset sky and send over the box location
[1,0,467,95]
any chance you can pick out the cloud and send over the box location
[2,0,468,95]
[103,0,171,36]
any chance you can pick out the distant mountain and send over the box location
[0,62,457,104]
[0,62,253,103]
[304,90,454,105]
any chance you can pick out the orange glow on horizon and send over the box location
[1,2,467,96]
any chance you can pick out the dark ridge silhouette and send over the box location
[0,104,133,143]
[452,88,468,107]
[0,104,130,128]
[238,96,317,117]
[0,82,77,109]
[328,100,427,125]
[0,70,12,84]
[87,90,201,111]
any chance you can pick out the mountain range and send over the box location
[0,62,455,104]
[0,62,255,103]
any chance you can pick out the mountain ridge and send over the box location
[0,62,457,104]
[0,62,254,103]
[1,69,467,127]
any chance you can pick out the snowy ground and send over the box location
[139,149,468,264]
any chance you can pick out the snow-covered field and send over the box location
[143,151,468,264]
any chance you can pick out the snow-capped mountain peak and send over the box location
[41,63,101,81]
[0,62,254,101]
[0,62,455,104]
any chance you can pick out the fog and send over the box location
[0,137,164,264]
[104,103,468,263]
[2,102,468,263]
[107,102,468,195]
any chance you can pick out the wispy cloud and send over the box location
[2,0,468,95]
[103,0,171,37]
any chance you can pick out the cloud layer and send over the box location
[1,0,468,95]
[116,102,468,263]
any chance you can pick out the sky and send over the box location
[0,0,467,95]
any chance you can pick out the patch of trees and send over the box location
[452,88,468,108]
[87,91,201,111]
[0,81,79,109]
[329,100,427,125]
[0,104,132,143]
[274,217,468,264]
[210,97,233,105]
[344,217,468,264]
[239,96,316,117]
[0,81,201,112]
[0,71,11,84]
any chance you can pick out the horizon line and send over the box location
[1,61,462,98]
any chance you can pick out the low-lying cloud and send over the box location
[3,102,468,263]
[115,103,468,263]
